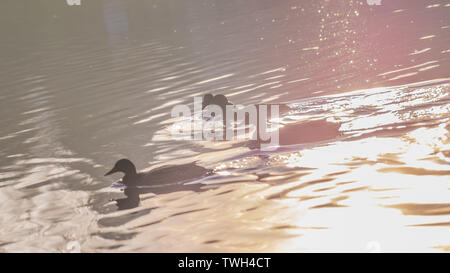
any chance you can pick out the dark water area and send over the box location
[0,0,449,252]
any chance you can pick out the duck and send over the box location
[105,159,211,210]
[201,94,341,147]
[105,158,211,188]
[202,93,233,110]
[201,94,234,128]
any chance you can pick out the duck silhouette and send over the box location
[105,159,210,186]
[105,159,211,210]
[202,93,233,111]
[201,94,341,148]
[202,94,234,124]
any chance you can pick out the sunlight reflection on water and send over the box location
[0,0,449,252]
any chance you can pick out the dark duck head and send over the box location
[202,93,215,110]
[202,94,232,110]
[105,158,138,180]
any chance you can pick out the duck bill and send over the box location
[104,167,117,176]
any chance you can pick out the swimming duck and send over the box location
[202,94,234,127]
[105,159,210,210]
[105,158,211,188]
[201,94,341,147]
[202,94,233,111]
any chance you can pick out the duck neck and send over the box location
[123,167,138,181]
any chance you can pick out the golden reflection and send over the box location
[1,0,449,253]
[111,81,450,252]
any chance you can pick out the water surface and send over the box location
[0,0,449,252]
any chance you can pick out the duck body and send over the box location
[202,94,341,148]
[105,159,210,188]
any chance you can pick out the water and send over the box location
[0,0,449,252]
